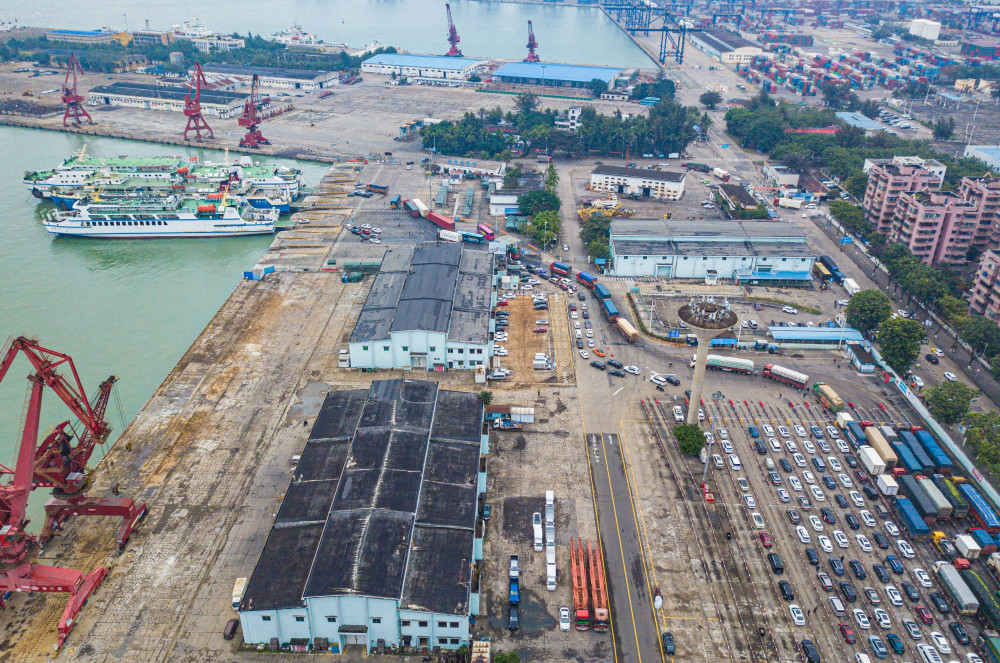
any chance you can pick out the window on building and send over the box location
[262,616,271,622]
[438,638,449,645]
[457,348,464,354]
[419,621,428,627]
[295,615,305,622]
[429,346,436,352]
[450,621,459,628]
[402,346,408,352]
[451,638,461,644]
[362,345,368,351]
[438,621,448,628]
[383,346,389,351]
[327,616,338,623]
[372,617,382,624]
[401,620,411,627]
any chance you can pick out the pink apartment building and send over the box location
[970,249,1000,323]
[862,158,945,234]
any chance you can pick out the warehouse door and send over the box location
[656,264,671,277]
[345,634,366,646]
[642,187,651,197]
[411,353,427,369]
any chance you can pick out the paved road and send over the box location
[587,431,663,663]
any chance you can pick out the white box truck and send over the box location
[843,278,861,297]
[533,512,543,552]
[546,561,557,591]
[877,474,899,496]
[836,412,856,428]
[532,359,551,370]
[956,534,982,560]
[858,446,886,476]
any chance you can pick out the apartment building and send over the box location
[958,177,1000,252]
[888,191,980,265]
[970,249,1000,323]
[862,157,945,234]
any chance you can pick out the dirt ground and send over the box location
[497,290,575,387]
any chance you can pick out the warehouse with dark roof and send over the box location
[348,242,494,370]
[239,379,486,653]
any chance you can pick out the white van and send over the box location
[728,454,742,470]
[764,457,775,471]
[918,644,944,663]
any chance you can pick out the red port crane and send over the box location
[445,3,463,57]
[238,75,270,149]
[61,54,93,127]
[0,337,147,648]
[183,63,214,141]
[524,21,540,62]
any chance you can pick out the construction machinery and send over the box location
[0,337,147,648]
[238,75,269,149]
[445,3,463,57]
[570,538,590,629]
[524,21,540,62]
[61,54,93,127]
[587,539,609,631]
[183,63,213,141]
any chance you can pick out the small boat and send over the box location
[245,188,292,213]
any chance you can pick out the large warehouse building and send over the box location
[490,61,623,89]
[238,379,486,653]
[201,63,340,90]
[589,165,686,200]
[87,82,246,117]
[361,54,490,80]
[349,243,493,370]
[609,219,815,282]
[689,29,766,64]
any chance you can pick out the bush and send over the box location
[675,424,706,456]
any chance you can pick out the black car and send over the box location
[805,548,819,566]
[223,618,239,640]
[590,361,606,370]
[845,513,860,530]
[849,560,866,580]
[779,458,794,473]
[925,353,940,365]
[754,439,767,455]
[844,454,858,469]
[839,581,857,602]
[873,532,889,549]
[821,507,836,524]
[661,632,675,655]
[609,369,626,377]
[608,359,624,369]
[835,494,850,508]
[779,580,794,601]
[929,592,951,614]
[829,557,845,576]
[901,582,920,602]
[873,564,890,583]
[665,375,680,386]
[949,621,970,645]
[874,503,889,519]
[578,292,586,301]
[863,485,879,501]
[801,639,820,663]
[823,475,837,490]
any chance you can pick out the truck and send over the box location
[570,538,591,630]
[836,412,856,429]
[977,631,1000,663]
[232,577,248,610]
[877,474,899,496]
[509,554,519,580]
[587,539,610,631]
[961,484,1000,534]
[341,271,364,283]
[960,569,1000,630]
[412,198,429,218]
[776,197,803,209]
[693,354,754,375]
[576,271,598,288]
[470,640,491,663]
[427,211,457,231]
[616,318,638,343]
[533,359,552,370]
[972,528,998,555]
[898,474,939,524]
[914,429,954,474]
[493,418,522,430]
[843,278,861,296]
[546,561,557,592]
[594,283,612,301]
[892,442,922,475]
[602,299,620,322]
[686,162,710,173]
[402,199,420,217]
[956,533,983,560]
[712,167,730,181]
[845,421,868,447]
[933,531,958,558]
[865,427,898,469]
[895,497,931,539]
[438,229,461,242]
[900,430,935,473]
[533,512,543,552]
[812,382,845,412]
[509,577,520,604]
[933,561,980,615]
[390,194,401,209]
[550,262,572,277]
[918,476,953,519]
[933,474,970,519]
[858,446,886,477]
[879,425,900,444]
[762,364,809,389]
[366,183,389,194]
[988,552,1000,580]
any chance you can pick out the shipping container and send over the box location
[898,474,939,524]
[878,426,899,444]
[550,262,572,277]
[594,283,612,301]
[891,442,922,475]
[961,484,1000,534]
[918,476,953,519]
[933,474,970,519]
[412,198,429,218]
[812,382,844,412]
[616,318,638,343]
[900,431,935,473]
[914,430,954,474]
[957,533,983,559]
[865,427,898,469]
[960,569,1000,629]
[846,422,868,447]
[692,354,754,375]
[576,272,598,288]
[972,528,998,555]
[858,446,886,476]
[934,561,980,615]
[601,299,620,322]
[402,199,420,217]
[877,474,899,496]
[427,211,457,232]
[836,412,856,428]
[438,229,461,242]
[895,497,931,539]
[762,364,809,388]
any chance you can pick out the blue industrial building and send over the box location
[239,379,487,654]
[361,54,490,80]
[835,111,883,136]
[491,61,622,88]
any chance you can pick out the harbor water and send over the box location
[0,125,330,522]
[4,0,654,68]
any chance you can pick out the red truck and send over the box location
[427,211,456,232]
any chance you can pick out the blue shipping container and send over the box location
[959,484,1000,534]
[900,431,935,473]
[594,283,611,301]
[895,497,930,539]
[914,429,954,475]
[891,442,921,475]
[602,299,619,321]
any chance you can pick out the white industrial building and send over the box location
[361,54,490,80]
[200,63,340,90]
[761,163,800,188]
[190,35,245,52]
[87,82,245,118]
[964,145,1000,172]
[348,243,493,370]
[589,165,686,201]
[238,379,486,654]
[689,29,767,64]
[609,219,815,283]
[908,19,942,41]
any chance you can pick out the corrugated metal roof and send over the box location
[767,326,864,342]
[363,53,487,71]
[492,61,621,84]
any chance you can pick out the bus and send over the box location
[812,262,832,282]
[460,231,485,244]
[477,223,495,241]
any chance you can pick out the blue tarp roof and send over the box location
[767,326,864,342]
[492,61,621,84]
[735,270,813,281]
[363,54,486,70]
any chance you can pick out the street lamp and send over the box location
[701,439,715,483]
[541,65,546,92]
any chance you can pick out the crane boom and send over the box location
[61,54,93,127]
[524,21,540,62]
[183,63,214,141]
[445,4,463,56]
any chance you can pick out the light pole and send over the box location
[541,65,546,92]
[701,439,715,483]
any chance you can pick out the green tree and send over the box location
[699,90,723,110]
[503,165,522,190]
[828,200,871,237]
[468,74,481,82]
[845,289,892,335]
[924,381,978,425]
[545,163,559,192]
[964,411,1000,474]
[494,653,521,663]
[515,92,540,114]
[935,295,969,327]
[525,210,561,247]
[587,240,610,259]
[518,189,561,216]
[843,172,870,200]
[877,317,925,374]
[932,118,956,140]
[587,78,609,97]
[675,424,706,457]
[479,390,494,406]
[959,315,1000,359]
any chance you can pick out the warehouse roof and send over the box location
[719,183,757,207]
[767,326,864,342]
[201,63,334,81]
[89,81,245,105]
[706,29,760,50]
[835,111,883,132]
[612,219,807,241]
[692,30,760,54]
[492,61,622,84]
[240,380,482,614]
[592,165,686,183]
[363,53,488,71]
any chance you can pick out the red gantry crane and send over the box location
[570,537,590,630]
[524,21,540,62]
[61,54,93,127]
[445,3,463,57]
[183,63,214,141]
[0,337,147,647]
[238,75,270,149]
